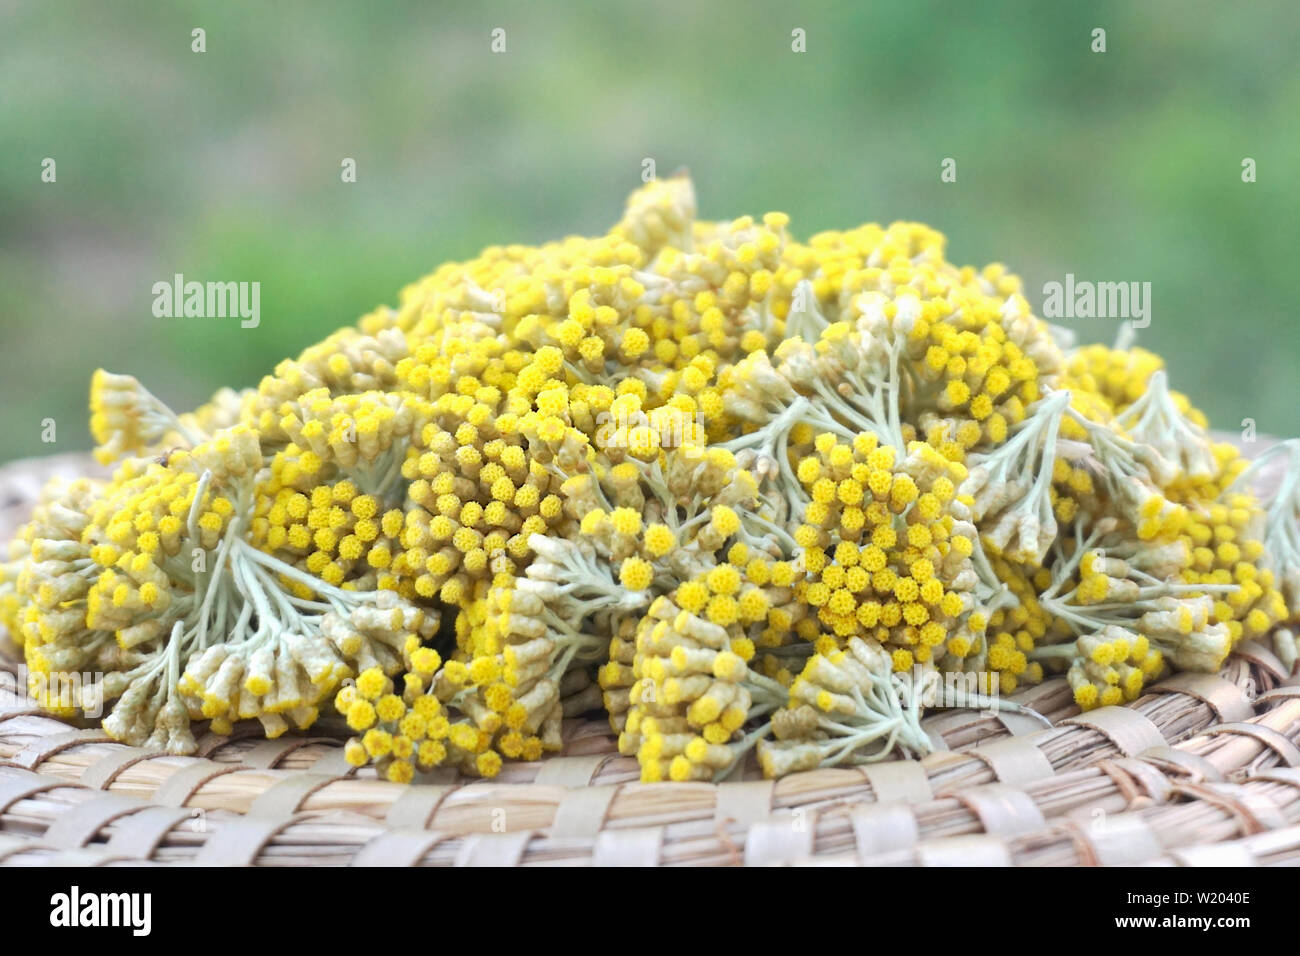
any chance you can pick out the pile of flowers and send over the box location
[3,176,1298,782]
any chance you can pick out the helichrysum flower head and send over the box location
[89,370,205,466]
[620,593,790,782]
[758,636,932,777]
[12,419,438,753]
[10,174,1300,778]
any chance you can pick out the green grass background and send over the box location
[2,0,1297,460]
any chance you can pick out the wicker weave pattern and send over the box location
[1,651,1295,866]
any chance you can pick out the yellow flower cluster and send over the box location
[4,174,1299,779]
[1007,384,1289,708]
[331,651,525,783]
[790,432,984,672]
[613,594,786,782]
[1063,626,1162,709]
[1063,343,1180,421]
[3,420,437,752]
[758,636,933,777]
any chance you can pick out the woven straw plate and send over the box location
[2,445,1297,867]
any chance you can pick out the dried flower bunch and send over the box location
[3,176,1298,782]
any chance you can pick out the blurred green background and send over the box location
[2,0,1297,460]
